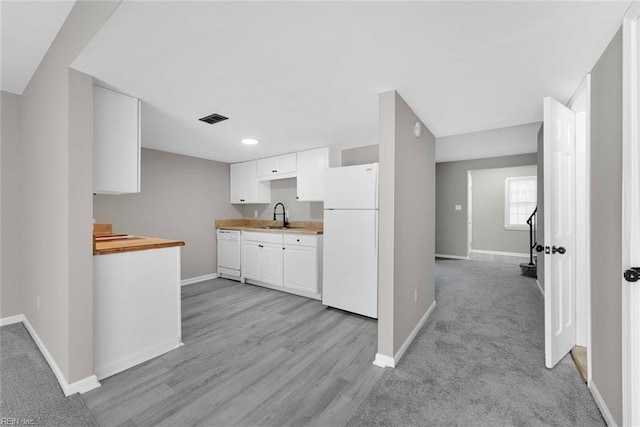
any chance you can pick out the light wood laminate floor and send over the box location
[82,278,382,427]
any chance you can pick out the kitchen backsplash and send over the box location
[241,178,323,221]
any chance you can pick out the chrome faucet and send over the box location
[273,202,288,228]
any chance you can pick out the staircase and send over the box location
[520,207,538,278]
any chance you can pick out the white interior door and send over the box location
[543,96,577,369]
[622,4,640,424]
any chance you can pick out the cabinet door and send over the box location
[296,147,329,201]
[284,245,317,293]
[230,163,244,203]
[262,243,284,287]
[242,241,262,281]
[276,153,297,175]
[257,154,297,180]
[257,157,278,178]
[242,161,259,203]
[93,85,140,194]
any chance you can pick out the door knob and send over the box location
[552,246,566,255]
[624,267,640,283]
[535,244,545,253]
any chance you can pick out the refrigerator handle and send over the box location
[374,211,378,257]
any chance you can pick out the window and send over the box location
[504,176,537,230]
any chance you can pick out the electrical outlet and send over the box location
[254,210,258,218]
[285,209,289,219]
[455,205,462,211]
[414,289,418,303]
[37,296,40,311]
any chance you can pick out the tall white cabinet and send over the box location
[296,147,339,201]
[93,85,141,194]
[230,161,270,204]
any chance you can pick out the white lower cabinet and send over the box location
[261,243,284,286]
[242,240,262,281]
[283,234,322,295]
[241,231,322,299]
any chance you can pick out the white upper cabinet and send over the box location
[257,153,297,180]
[230,161,270,204]
[296,147,339,202]
[93,86,141,194]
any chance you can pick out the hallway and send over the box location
[347,259,604,426]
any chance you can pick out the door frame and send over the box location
[567,75,592,381]
[467,171,473,257]
[622,2,640,425]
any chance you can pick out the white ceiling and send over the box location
[1,0,75,95]
[10,1,633,164]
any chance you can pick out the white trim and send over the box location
[467,170,473,257]
[0,314,24,326]
[373,353,395,368]
[470,249,529,258]
[66,375,101,395]
[435,253,469,260]
[569,74,591,349]
[536,280,544,298]
[2,315,102,396]
[589,382,618,427]
[622,4,640,425]
[372,300,437,368]
[180,273,218,286]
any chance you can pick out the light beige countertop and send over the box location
[215,219,323,235]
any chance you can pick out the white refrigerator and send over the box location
[322,163,378,318]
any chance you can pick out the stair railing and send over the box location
[526,207,538,266]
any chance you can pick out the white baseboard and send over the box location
[95,339,182,381]
[435,254,469,260]
[0,314,24,326]
[372,300,437,368]
[373,353,395,368]
[1,314,102,396]
[589,382,618,427]
[181,273,218,286]
[471,249,529,258]
[536,280,545,297]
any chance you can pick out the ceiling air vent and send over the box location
[199,113,228,125]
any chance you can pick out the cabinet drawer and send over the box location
[283,234,317,247]
[242,231,283,244]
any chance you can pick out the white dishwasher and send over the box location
[217,229,241,280]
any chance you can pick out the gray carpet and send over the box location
[0,323,98,427]
[347,259,605,427]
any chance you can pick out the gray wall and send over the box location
[241,178,323,222]
[94,148,243,280]
[378,90,435,358]
[1,91,23,319]
[471,165,537,254]
[436,122,541,163]
[16,0,121,384]
[537,126,545,289]
[436,153,538,258]
[341,144,379,166]
[590,28,622,425]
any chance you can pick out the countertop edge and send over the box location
[94,240,185,256]
[216,226,323,235]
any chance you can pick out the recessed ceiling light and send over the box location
[242,138,258,145]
